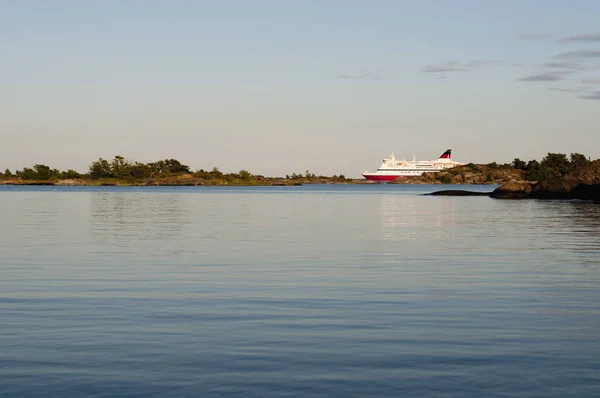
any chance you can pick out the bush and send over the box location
[436,175,452,184]
[512,158,526,170]
[15,164,60,180]
[89,156,192,179]
[60,169,83,179]
[239,170,252,180]
[89,158,114,179]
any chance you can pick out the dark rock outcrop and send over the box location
[427,190,491,196]
[21,182,55,186]
[426,160,600,201]
[490,179,533,199]
[569,183,600,202]
[530,160,600,199]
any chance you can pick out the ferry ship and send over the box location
[362,149,462,181]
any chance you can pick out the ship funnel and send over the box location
[439,149,452,159]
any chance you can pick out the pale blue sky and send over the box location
[2,1,600,177]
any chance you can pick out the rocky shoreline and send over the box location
[428,160,600,202]
[390,163,525,185]
[2,160,598,192]
[0,165,524,187]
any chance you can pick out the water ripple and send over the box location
[1,185,599,397]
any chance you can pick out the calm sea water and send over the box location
[1,184,599,397]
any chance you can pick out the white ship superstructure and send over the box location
[362,149,462,181]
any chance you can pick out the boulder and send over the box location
[530,178,576,199]
[21,181,55,186]
[569,183,600,202]
[490,179,533,199]
[452,174,464,183]
[427,190,491,196]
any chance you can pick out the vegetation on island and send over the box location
[0,156,354,186]
[510,152,589,181]
[0,152,595,186]
[431,157,600,201]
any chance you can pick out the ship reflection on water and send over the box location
[378,193,453,242]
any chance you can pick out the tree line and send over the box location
[0,153,592,182]
[510,152,590,181]
[0,155,351,182]
[2,156,200,181]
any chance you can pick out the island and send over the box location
[0,156,363,186]
[428,158,600,202]
[1,152,598,199]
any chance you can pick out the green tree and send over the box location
[540,153,570,177]
[147,160,165,175]
[525,160,539,171]
[512,158,526,170]
[164,159,190,174]
[569,153,588,169]
[61,169,82,179]
[110,156,132,178]
[4,168,12,177]
[130,162,152,179]
[16,167,37,180]
[210,167,223,177]
[239,169,251,180]
[14,164,58,180]
[33,164,57,180]
[89,158,114,179]
[193,169,212,179]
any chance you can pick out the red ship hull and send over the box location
[362,174,404,181]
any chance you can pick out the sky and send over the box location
[1,0,600,177]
